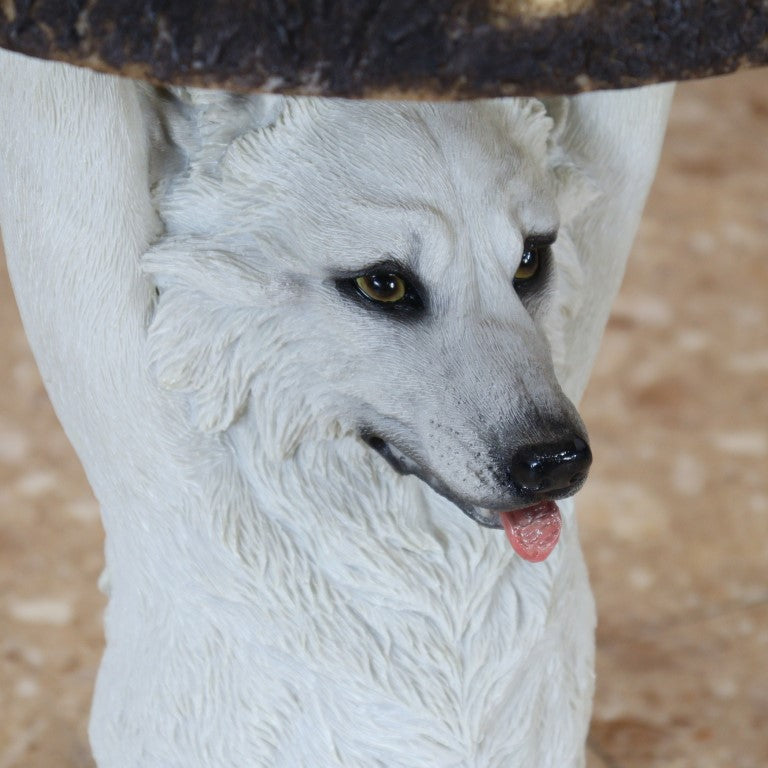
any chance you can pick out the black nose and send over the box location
[507,437,592,497]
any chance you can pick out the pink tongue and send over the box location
[500,501,562,563]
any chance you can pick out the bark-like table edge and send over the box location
[1,1,767,97]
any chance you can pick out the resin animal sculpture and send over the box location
[0,48,673,767]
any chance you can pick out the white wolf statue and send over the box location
[0,48,672,767]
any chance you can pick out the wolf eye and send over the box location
[335,262,425,317]
[355,273,407,303]
[514,236,553,290]
[515,249,539,281]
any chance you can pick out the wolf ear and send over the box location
[542,96,569,147]
[537,97,598,386]
[542,96,600,223]
[139,85,286,190]
[138,87,285,433]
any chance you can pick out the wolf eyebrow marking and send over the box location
[523,231,558,246]
[326,229,423,282]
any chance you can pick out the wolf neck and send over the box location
[204,425,590,763]
[98,415,590,766]
[209,417,578,661]
[222,419,512,601]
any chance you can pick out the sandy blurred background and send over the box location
[1,69,767,767]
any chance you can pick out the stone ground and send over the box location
[1,68,767,767]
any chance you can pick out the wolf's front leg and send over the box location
[544,83,674,767]
[550,84,675,402]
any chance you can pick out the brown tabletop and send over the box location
[1,1,767,97]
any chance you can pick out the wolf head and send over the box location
[142,90,595,533]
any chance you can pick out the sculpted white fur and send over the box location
[0,49,672,767]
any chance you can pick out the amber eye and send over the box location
[514,245,542,282]
[355,273,407,303]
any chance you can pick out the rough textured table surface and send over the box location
[1,69,767,766]
[1,1,767,97]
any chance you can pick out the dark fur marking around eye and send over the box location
[333,260,427,319]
